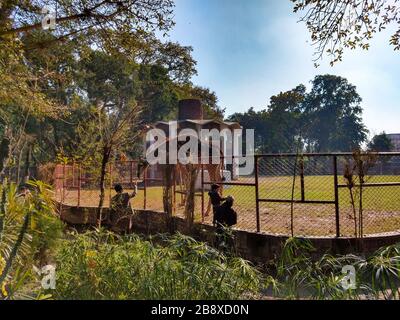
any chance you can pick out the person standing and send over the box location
[109,183,137,231]
[214,196,237,249]
[206,184,226,223]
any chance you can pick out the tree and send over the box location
[228,108,269,153]
[368,132,394,152]
[303,75,368,152]
[73,50,143,218]
[0,0,202,182]
[0,37,61,181]
[228,75,367,153]
[0,0,175,45]
[291,0,400,65]
[131,34,197,84]
[177,84,225,119]
[265,85,306,153]
[228,86,305,154]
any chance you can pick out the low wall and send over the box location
[59,204,400,263]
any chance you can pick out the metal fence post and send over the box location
[77,163,81,208]
[144,167,147,210]
[300,156,305,202]
[62,163,66,206]
[333,155,340,237]
[173,166,176,215]
[255,155,261,233]
[201,163,205,223]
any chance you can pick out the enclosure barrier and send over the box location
[54,152,400,238]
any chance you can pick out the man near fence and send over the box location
[206,184,226,221]
[214,196,237,249]
[109,183,137,232]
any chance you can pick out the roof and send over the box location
[153,119,241,129]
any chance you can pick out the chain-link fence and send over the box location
[257,155,336,237]
[54,152,400,238]
[255,153,400,237]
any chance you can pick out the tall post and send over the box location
[333,155,340,238]
[72,161,75,188]
[144,167,147,210]
[109,162,112,207]
[130,161,133,188]
[77,163,81,208]
[173,167,176,214]
[255,155,261,233]
[201,163,205,223]
[300,156,305,202]
[62,163,66,206]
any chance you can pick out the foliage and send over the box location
[368,132,394,152]
[303,75,368,152]
[0,0,175,43]
[0,0,214,181]
[52,231,262,300]
[46,230,400,300]
[229,75,368,153]
[292,0,400,66]
[271,237,400,300]
[0,37,62,177]
[0,180,63,300]
[228,107,269,153]
[176,84,225,119]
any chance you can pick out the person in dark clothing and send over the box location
[206,184,226,221]
[214,196,237,248]
[110,183,137,227]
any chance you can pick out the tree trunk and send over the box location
[0,137,10,181]
[184,164,198,232]
[98,145,111,228]
[16,142,26,186]
[163,164,175,233]
[163,164,173,216]
[23,145,31,182]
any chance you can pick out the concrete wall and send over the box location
[59,204,400,264]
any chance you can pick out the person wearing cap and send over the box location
[206,184,226,223]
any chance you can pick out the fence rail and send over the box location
[55,152,400,238]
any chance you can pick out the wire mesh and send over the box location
[336,154,400,237]
[54,153,400,238]
[257,155,336,236]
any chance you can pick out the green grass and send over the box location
[257,175,400,211]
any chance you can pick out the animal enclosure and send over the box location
[54,153,400,238]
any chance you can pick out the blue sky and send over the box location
[165,0,400,136]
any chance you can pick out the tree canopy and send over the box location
[368,132,394,152]
[292,0,400,65]
[229,75,368,153]
[0,0,175,40]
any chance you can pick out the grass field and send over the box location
[57,175,400,238]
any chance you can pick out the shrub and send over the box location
[53,231,262,300]
[0,180,63,299]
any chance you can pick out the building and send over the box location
[387,134,400,152]
[145,99,242,186]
